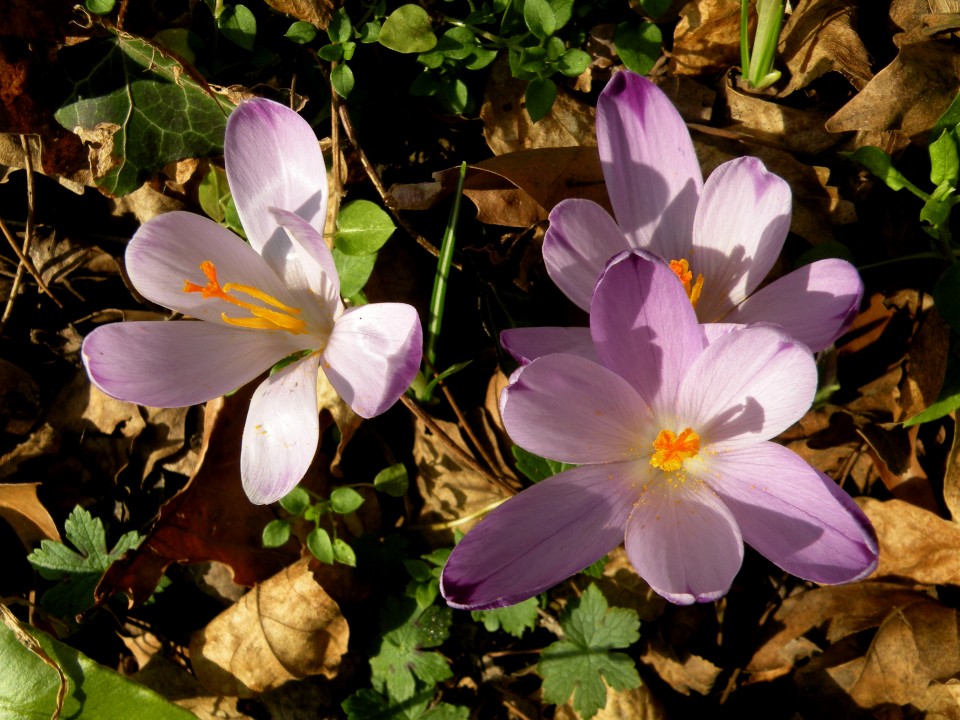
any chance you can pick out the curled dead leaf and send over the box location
[0,482,60,550]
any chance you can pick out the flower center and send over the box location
[669,259,704,309]
[183,260,307,335]
[649,427,700,472]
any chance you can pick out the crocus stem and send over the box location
[742,0,786,90]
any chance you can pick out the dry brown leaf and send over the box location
[555,682,666,720]
[316,368,361,475]
[640,640,721,696]
[110,181,186,224]
[189,558,348,697]
[944,413,960,520]
[133,653,252,719]
[0,423,60,483]
[777,0,872,96]
[0,358,40,435]
[671,0,744,77]
[0,482,60,550]
[261,0,334,28]
[900,304,950,420]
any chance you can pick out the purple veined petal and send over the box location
[676,325,816,448]
[321,303,422,418]
[126,211,302,326]
[441,463,639,609]
[700,322,743,345]
[269,207,342,315]
[624,478,743,604]
[500,353,651,465]
[543,199,629,312]
[707,442,878,583]
[241,353,322,505]
[597,71,702,261]
[225,98,328,282]
[723,258,864,352]
[691,157,792,323]
[82,320,298,408]
[500,326,595,365]
[591,251,705,415]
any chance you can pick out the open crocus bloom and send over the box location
[538,70,862,354]
[441,251,877,608]
[82,98,422,505]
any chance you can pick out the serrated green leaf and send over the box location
[307,527,335,564]
[525,77,557,123]
[524,0,557,39]
[285,20,317,44]
[342,687,468,720]
[331,487,365,514]
[332,63,355,98]
[538,584,641,719]
[219,4,257,50]
[374,463,409,497]
[54,33,233,197]
[279,486,311,515]
[930,128,960,187]
[335,199,396,255]
[380,5,437,53]
[0,618,195,719]
[614,20,662,76]
[262,519,292,548]
[580,555,608,578]
[370,599,453,701]
[328,7,353,43]
[472,597,539,638]
[333,247,377,297]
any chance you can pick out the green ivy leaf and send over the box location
[27,506,143,617]
[374,463,410,497]
[262,519,291,548]
[307,527,335,564]
[219,4,257,50]
[538,584,641,719]
[331,487,365,514]
[524,0,557,39]
[614,20,662,76]
[379,5,437,53]
[370,599,453,701]
[332,63,355,98]
[472,597,539,638]
[525,77,557,123]
[286,21,318,44]
[54,33,233,197]
[335,199,396,255]
[333,247,377,297]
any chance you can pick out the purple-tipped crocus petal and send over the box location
[225,98,328,282]
[321,304,422,418]
[724,258,864,352]
[441,463,637,609]
[500,353,651,465]
[624,480,743,604]
[269,207,341,312]
[597,71,702,261]
[591,251,704,415]
[241,353,322,505]
[692,157,792,323]
[678,325,816,448]
[500,326,595,365]
[543,199,629,312]
[126,211,303,325]
[82,321,295,407]
[708,442,878,583]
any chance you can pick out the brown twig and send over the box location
[0,216,63,310]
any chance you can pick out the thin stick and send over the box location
[430,363,503,478]
[0,216,62,309]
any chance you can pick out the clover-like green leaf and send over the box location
[379,5,437,53]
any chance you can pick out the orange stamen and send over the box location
[650,428,700,472]
[183,260,307,335]
[669,258,704,310]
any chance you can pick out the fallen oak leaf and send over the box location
[0,483,60,550]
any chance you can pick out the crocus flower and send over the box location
[441,251,877,608]
[82,98,422,505]
[532,70,862,355]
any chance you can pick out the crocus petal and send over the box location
[543,199,629,312]
[500,326,595,365]
[225,98,328,283]
[707,443,878,583]
[723,258,864,352]
[500,353,651,465]
[82,321,295,407]
[677,325,816,448]
[597,71,702,261]
[591,251,704,414]
[241,353,321,505]
[269,207,342,311]
[126,211,305,327]
[321,304,422,418]
[624,480,743,604]
[441,464,637,609]
[692,157,792,322]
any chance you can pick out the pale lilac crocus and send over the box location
[506,70,862,363]
[82,98,422,505]
[441,251,877,608]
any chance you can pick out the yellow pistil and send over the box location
[650,427,700,472]
[668,259,704,310]
[183,260,307,335]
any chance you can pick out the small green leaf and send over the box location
[436,26,477,61]
[465,46,498,70]
[307,527,335,564]
[279,486,311,515]
[342,41,357,61]
[640,0,671,18]
[557,48,591,77]
[331,63,355,98]
[331,487,365,515]
[285,20,317,44]
[472,597,539,638]
[511,445,572,482]
[198,165,228,223]
[919,182,957,229]
[374,463,409,497]
[845,146,921,194]
[379,5,437,53]
[524,0,557,39]
[441,78,470,115]
[333,539,357,567]
[930,128,960,187]
[525,77,557,123]
[319,43,344,61]
[614,20,662,76]
[86,0,115,14]
[549,0,574,29]
[332,247,377,297]
[580,555,609,578]
[335,199,396,255]
[262,519,291,548]
[358,22,381,43]
[343,687,468,720]
[219,4,257,50]
[931,87,960,143]
[539,584,641,719]
[328,7,353,43]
